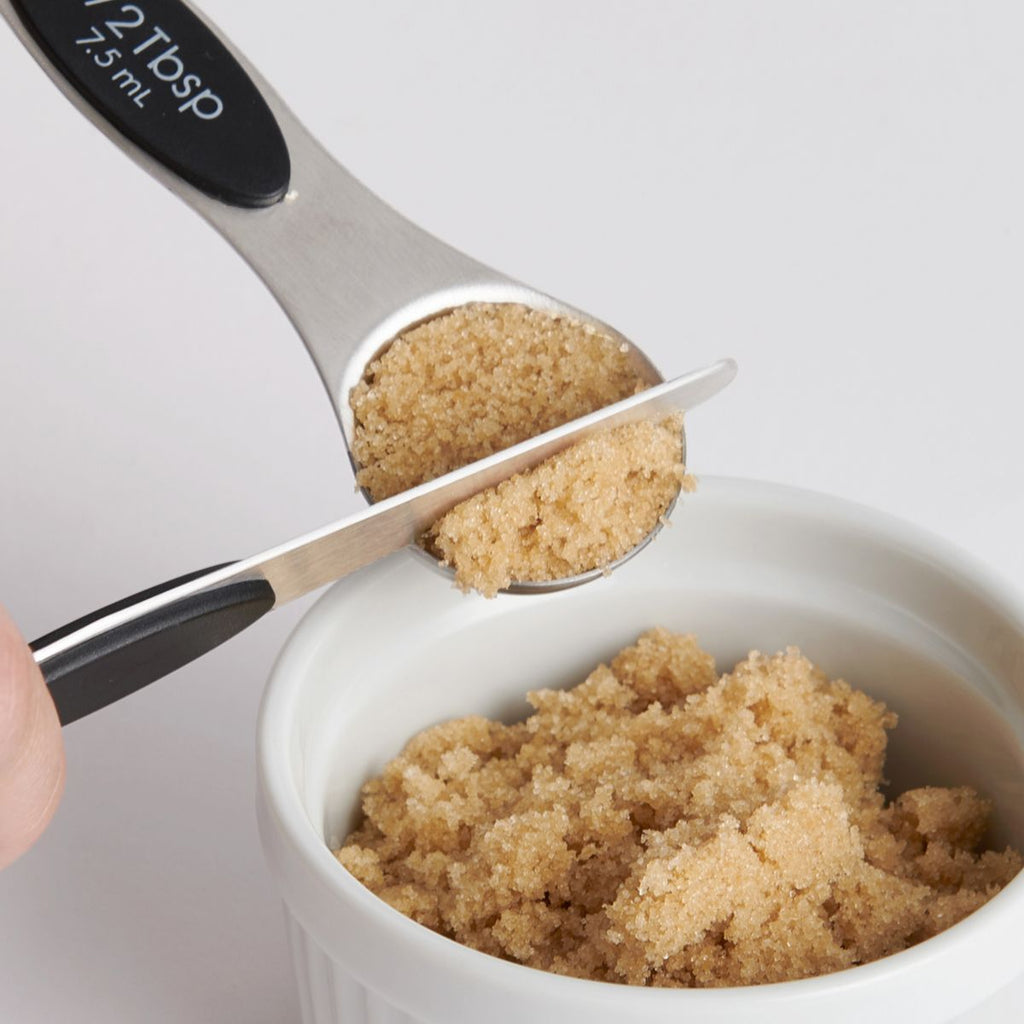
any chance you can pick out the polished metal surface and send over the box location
[32,359,736,669]
[2,0,713,594]
[0,0,660,448]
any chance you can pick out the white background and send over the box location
[1,1,1022,1020]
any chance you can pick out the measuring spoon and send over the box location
[3,0,715,591]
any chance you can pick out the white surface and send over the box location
[1,1,1022,1020]
[258,479,1024,1024]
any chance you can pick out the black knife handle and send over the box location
[31,565,275,725]
[10,0,290,207]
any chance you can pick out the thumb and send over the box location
[0,605,65,869]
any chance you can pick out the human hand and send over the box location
[0,605,65,869]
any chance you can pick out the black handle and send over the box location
[31,565,275,725]
[11,0,290,207]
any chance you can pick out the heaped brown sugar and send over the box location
[349,303,687,595]
[335,630,1022,987]
[425,417,689,597]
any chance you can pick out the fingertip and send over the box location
[0,605,66,870]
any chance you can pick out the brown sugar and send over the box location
[426,417,689,597]
[336,630,1022,987]
[349,303,687,595]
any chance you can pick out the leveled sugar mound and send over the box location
[336,630,1022,987]
[426,416,689,597]
[350,303,647,500]
[349,303,688,595]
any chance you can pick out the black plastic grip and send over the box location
[12,0,290,207]
[31,565,275,725]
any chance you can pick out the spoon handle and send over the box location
[2,0,501,433]
[9,0,290,207]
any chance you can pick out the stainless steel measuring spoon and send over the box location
[30,362,736,724]
[2,0,709,594]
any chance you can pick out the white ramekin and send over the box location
[256,477,1024,1024]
